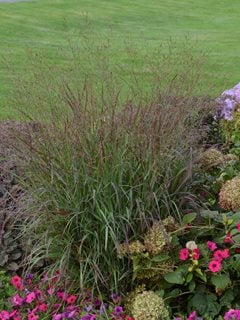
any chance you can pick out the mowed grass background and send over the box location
[1,0,240,118]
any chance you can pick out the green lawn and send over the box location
[1,0,240,118]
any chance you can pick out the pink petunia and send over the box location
[225,233,233,243]
[207,241,217,251]
[237,223,240,231]
[213,250,224,261]
[37,303,48,312]
[187,311,197,320]
[221,248,230,259]
[192,248,200,260]
[179,248,189,260]
[0,311,10,320]
[66,295,77,305]
[208,260,222,273]
[52,314,63,320]
[27,313,39,320]
[25,292,36,304]
[10,276,24,291]
[11,294,24,307]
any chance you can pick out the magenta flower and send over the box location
[27,313,39,320]
[52,314,63,320]
[179,248,189,260]
[207,241,217,251]
[25,292,36,304]
[225,233,233,243]
[113,306,123,315]
[192,248,200,260]
[66,295,77,305]
[187,311,197,320]
[11,294,24,307]
[213,250,224,261]
[0,311,10,320]
[208,260,222,273]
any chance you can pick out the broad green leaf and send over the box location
[164,271,185,284]
[211,273,230,290]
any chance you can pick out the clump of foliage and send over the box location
[120,211,240,319]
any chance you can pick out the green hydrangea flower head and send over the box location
[130,290,169,320]
[117,240,145,258]
[144,223,166,256]
[219,177,240,211]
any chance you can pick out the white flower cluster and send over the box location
[215,83,240,121]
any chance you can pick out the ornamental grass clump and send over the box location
[15,38,210,293]
[219,177,240,211]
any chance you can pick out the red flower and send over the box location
[236,248,240,253]
[66,295,77,305]
[192,248,200,260]
[225,233,233,243]
[208,260,221,273]
[179,248,189,260]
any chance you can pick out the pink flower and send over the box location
[37,303,48,312]
[213,250,224,261]
[52,314,63,320]
[221,248,230,259]
[192,248,200,260]
[225,233,233,243]
[25,292,36,304]
[10,276,24,291]
[237,223,240,231]
[0,311,10,320]
[27,313,39,320]
[187,311,197,320]
[179,248,189,260]
[56,291,67,301]
[66,295,77,305]
[207,241,217,251]
[11,294,24,307]
[208,260,222,273]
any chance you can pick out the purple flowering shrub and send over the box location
[215,83,240,150]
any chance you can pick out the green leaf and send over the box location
[164,271,185,284]
[211,273,230,290]
[186,272,193,283]
[166,288,182,299]
[188,280,196,292]
[151,253,169,262]
[220,289,234,307]
[183,212,197,225]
